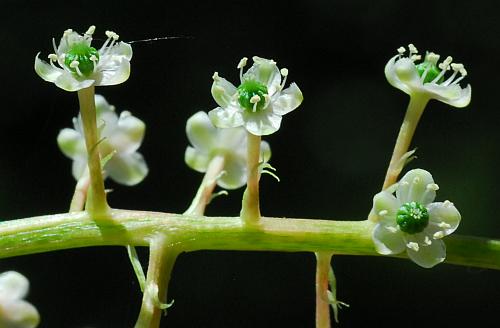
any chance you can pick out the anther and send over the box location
[85,25,96,36]
[397,46,406,55]
[48,54,58,61]
[424,236,432,245]
[212,72,220,80]
[70,60,83,76]
[426,183,439,191]
[408,44,418,54]
[438,222,451,229]
[433,231,445,239]
[237,57,248,69]
[407,242,419,251]
[443,200,454,207]
[378,210,388,216]
[386,226,398,233]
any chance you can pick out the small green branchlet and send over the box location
[64,43,99,76]
[237,80,268,112]
[396,201,429,234]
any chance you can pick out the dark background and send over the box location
[1,0,499,327]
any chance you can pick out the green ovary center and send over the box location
[237,80,268,112]
[415,61,441,83]
[396,202,429,234]
[64,43,99,76]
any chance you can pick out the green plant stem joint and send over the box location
[237,80,268,112]
[64,43,99,76]
[415,61,441,84]
[396,201,429,234]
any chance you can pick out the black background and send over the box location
[1,0,499,327]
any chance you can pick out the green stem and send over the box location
[315,252,333,328]
[184,155,225,216]
[135,236,178,328]
[77,86,109,218]
[240,132,261,224]
[382,95,429,190]
[0,210,499,270]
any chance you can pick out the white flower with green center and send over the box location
[208,56,303,136]
[385,44,471,107]
[35,26,132,92]
[371,169,461,268]
[57,94,148,186]
[185,111,271,189]
[0,271,40,328]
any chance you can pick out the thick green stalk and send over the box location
[240,132,261,224]
[382,95,429,190]
[77,86,109,217]
[0,210,499,270]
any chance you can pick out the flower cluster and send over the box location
[0,271,39,328]
[35,26,132,92]
[385,44,471,107]
[208,56,303,136]
[185,111,271,189]
[371,169,461,268]
[57,94,148,186]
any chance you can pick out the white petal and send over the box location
[406,238,446,268]
[105,41,133,61]
[272,83,303,116]
[396,169,436,205]
[34,53,64,83]
[208,106,244,129]
[260,140,272,163]
[0,271,29,300]
[186,111,218,151]
[217,126,247,151]
[427,201,461,236]
[385,56,422,96]
[211,74,237,108]
[72,157,88,181]
[372,223,405,255]
[54,71,94,92]
[57,128,85,159]
[218,153,247,189]
[243,111,282,136]
[106,152,148,186]
[0,299,40,328]
[95,58,131,86]
[108,111,145,154]
[372,190,399,221]
[243,57,281,95]
[184,146,210,172]
[426,83,471,108]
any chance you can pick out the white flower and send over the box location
[35,26,132,92]
[185,111,271,189]
[0,271,40,328]
[57,94,148,186]
[371,169,461,268]
[385,44,471,107]
[208,56,303,136]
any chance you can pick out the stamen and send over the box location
[250,94,261,113]
[408,44,418,55]
[52,38,58,54]
[433,231,445,239]
[378,210,388,216]
[85,25,96,36]
[443,200,454,208]
[90,55,98,72]
[279,68,289,91]
[70,60,83,76]
[424,236,432,245]
[407,242,419,251]
[426,183,439,191]
[438,222,451,229]
[212,72,220,80]
[420,64,431,83]
[410,54,421,61]
[425,52,440,65]
[48,54,58,69]
[430,56,453,84]
[238,57,248,81]
[385,226,398,233]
